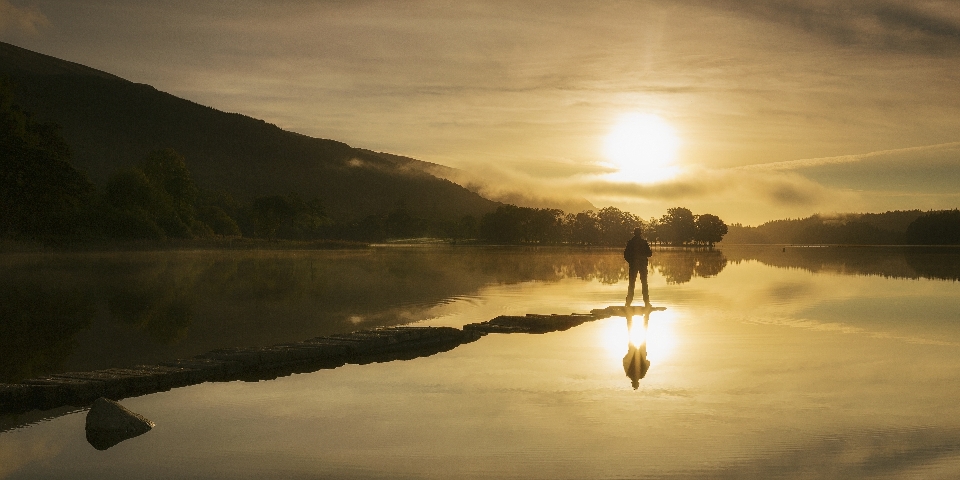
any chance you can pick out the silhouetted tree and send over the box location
[479,205,564,244]
[0,77,94,239]
[660,207,696,245]
[694,213,728,247]
[597,206,643,246]
[251,195,294,239]
[98,149,216,239]
[197,205,241,236]
[453,215,478,239]
[480,205,526,243]
[140,149,198,223]
[906,210,960,245]
[101,169,169,239]
[527,208,565,243]
[645,217,662,244]
[566,211,602,245]
[245,193,329,240]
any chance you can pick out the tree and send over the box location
[527,208,564,244]
[597,206,642,246]
[659,207,696,245]
[251,195,295,240]
[247,193,329,240]
[694,213,728,247]
[197,206,241,236]
[567,211,601,245]
[0,77,94,238]
[140,149,198,220]
[99,149,208,239]
[906,210,960,245]
[479,205,564,244]
[645,217,662,244]
[101,169,169,239]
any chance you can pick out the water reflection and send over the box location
[0,282,95,383]
[725,245,960,282]
[0,248,730,382]
[4,246,960,479]
[622,306,667,389]
[650,249,727,284]
[5,246,958,384]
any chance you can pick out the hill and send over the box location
[0,41,498,221]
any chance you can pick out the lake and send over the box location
[2,245,960,479]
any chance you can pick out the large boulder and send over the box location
[85,397,155,450]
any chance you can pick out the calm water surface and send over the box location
[2,246,960,479]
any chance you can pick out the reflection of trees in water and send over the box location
[724,246,960,282]
[650,250,728,284]
[0,247,728,380]
[905,252,960,281]
[105,257,203,345]
[0,283,95,383]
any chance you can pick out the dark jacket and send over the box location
[623,236,652,265]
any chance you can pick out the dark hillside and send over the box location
[0,41,498,221]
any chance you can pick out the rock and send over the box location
[85,397,155,450]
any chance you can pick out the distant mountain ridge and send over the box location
[0,41,499,221]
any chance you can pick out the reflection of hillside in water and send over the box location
[0,248,727,382]
[724,246,960,282]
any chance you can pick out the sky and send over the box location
[2,0,959,225]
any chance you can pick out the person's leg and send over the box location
[625,265,638,306]
[639,265,650,306]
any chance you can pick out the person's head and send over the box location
[633,226,643,237]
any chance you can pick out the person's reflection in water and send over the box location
[623,226,652,307]
[623,306,652,390]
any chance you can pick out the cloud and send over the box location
[700,0,960,54]
[0,0,49,36]
[737,142,960,197]
[572,167,827,207]
[446,158,839,224]
[738,141,960,172]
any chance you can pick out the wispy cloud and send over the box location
[700,0,960,54]
[737,141,960,172]
[0,0,48,36]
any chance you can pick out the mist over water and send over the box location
[2,246,960,478]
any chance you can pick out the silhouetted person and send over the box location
[623,308,651,389]
[623,226,652,307]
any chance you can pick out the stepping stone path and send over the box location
[0,307,659,415]
[0,326,480,415]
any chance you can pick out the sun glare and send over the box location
[603,113,681,183]
[600,310,678,364]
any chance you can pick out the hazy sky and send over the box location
[2,0,959,224]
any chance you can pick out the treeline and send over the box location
[722,210,960,245]
[476,205,728,246]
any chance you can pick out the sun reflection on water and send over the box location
[600,309,679,365]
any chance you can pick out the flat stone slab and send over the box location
[464,313,598,334]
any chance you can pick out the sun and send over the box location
[603,113,681,183]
